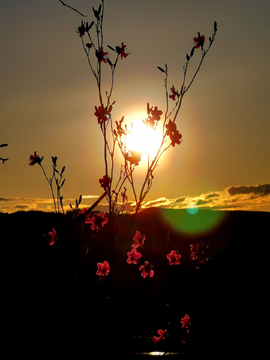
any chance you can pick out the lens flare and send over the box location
[161,208,226,236]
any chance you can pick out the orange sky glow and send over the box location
[1,0,270,213]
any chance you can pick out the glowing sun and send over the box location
[125,120,163,161]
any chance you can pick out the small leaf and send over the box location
[61,178,66,188]
[186,53,190,62]
[78,195,82,204]
[190,46,195,58]
[60,166,65,176]
[89,21,94,30]
[107,45,116,52]
[214,21,217,31]
[157,66,165,73]
[97,4,102,16]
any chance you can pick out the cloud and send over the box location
[1,184,270,214]
[227,183,270,197]
[142,184,270,212]
[0,195,101,214]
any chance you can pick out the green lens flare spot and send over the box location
[161,208,225,235]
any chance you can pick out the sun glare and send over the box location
[125,120,163,162]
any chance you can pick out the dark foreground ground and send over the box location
[2,208,269,356]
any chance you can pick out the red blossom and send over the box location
[181,314,191,329]
[193,32,205,49]
[94,105,112,125]
[117,42,130,60]
[166,250,181,265]
[152,336,161,344]
[190,244,200,260]
[85,212,108,230]
[152,329,167,343]
[169,86,180,101]
[29,151,43,166]
[190,243,209,269]
[96,47,109,63]
[139,261,154,278]
[96,261,110,276]
[143,103,163,129]
[99,175,111,190]
[127,248,142,264]
[124,150,142,166]
[132,230,146,249]
[150,106,163,121]
[165,119,182,147]
[77,21,86,37]
[48,228,57,246]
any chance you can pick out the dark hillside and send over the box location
[2,209,269,356]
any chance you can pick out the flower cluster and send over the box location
[99,175,111,191]
[124,150,143,166]
[165,120,182,147]
[94,104,112,125]
[143,103,163,129]
[152,315,191,343]
[126,231,154,278]
[76,20,94,37]
[190,242,209,269]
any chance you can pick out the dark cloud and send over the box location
[205,193,221,199]
[0,197,14,202]
[227,184,270,197]
[15,205,29,209]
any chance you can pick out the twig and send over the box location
[58,0,87,17]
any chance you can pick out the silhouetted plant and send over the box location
[29,152,66,213]
[28,0,218,352]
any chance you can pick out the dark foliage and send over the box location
[3,209,268,356]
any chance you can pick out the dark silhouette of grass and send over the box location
[3,208,268,356]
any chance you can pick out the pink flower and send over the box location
[181,314,191,329]
[132,230,146,249]
[139,261,154,278]
[127,248,142,264]
[152,336,161,344]
[96,261,110,276]
[166,250,181,265]
[85,212,108,230]
[29,151,43,166]
[48,228,57,246]
[193,32,205,49]
[152,329,167,343]
[116,42,130,60]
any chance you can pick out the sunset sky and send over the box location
[1,0,270,213]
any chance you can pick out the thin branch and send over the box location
[58,0,87,17]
